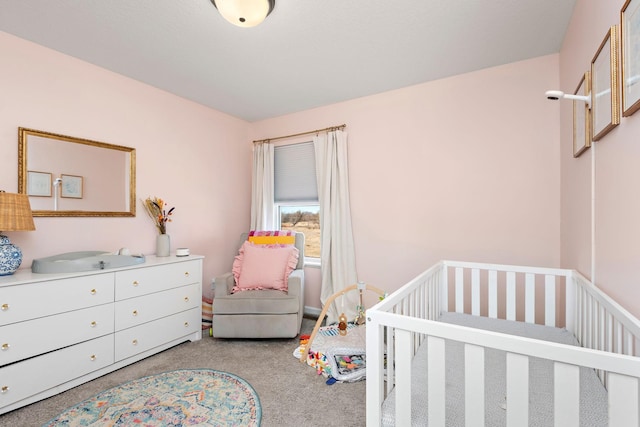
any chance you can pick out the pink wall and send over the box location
[250,55,562,307]
[560,1,640,318]
[1,29,564,313]
[4,4,635,321]
[0,31,252,294]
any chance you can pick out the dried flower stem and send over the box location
[143,197,174,234]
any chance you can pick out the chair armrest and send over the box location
[214,272,234,297]
[287,269,305,296]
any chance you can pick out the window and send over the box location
[277,204,320,258]
[274,142,320,259]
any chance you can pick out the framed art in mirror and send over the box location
[61,174,83,199]
[591,25,620,141]
[26,171,52,197]
[622,0,640,116]
[573,71,591,158]
[18,128,136,217]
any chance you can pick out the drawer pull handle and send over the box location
[90,355,97,361]
[132,339,138,345]
[90,321,97,328]
[184,297,189,302]
[1,343,9,351]
[132,280,139,287]
[184,272,190,277]
[1,386,8,394]
[184,322,189,327]
[132,310,138,316]
[1,304,8,311]
[90,289,97,295]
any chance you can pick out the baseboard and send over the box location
[304,306,321,319]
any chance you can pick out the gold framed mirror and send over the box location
[18,128,136,217]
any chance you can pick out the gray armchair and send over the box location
[211,232,305,338]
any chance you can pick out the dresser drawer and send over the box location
[114,283,200,331]
[0,274,114,326]
[0,303,114,367]
[115,307,200,361]
[0,335,113,410]
[115,260,201,300]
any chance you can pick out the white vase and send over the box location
[156,234,170,257]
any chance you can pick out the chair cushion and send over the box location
[232,241,299,292]
[213,289,300,315]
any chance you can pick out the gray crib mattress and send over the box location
[380,312,608,426]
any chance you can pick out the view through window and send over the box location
[278,205,320,258]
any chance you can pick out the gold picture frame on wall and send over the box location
[591,25,620,141]
[622,0,640,116]
[18,127,136,217]
[573,71,592,157]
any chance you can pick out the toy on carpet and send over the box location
[295,281,386,383]
[294,322,368,382]
[298,281,385,362]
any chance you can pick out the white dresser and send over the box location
[0,255,203,415]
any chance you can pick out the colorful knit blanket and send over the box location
[248,230,295,245]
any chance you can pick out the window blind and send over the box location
[274,142,318,203]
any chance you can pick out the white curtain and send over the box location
[250,142,274,230]
[314,130,358,324]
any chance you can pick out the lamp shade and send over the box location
[0,191,35,275]
[211,0,275,28]
[0,192,35,232]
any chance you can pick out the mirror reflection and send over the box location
[18,128,136,217]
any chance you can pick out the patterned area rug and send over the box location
[43,369,261,427]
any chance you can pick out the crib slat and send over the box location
[615,321,623,354]
[506,272,516,321]
[554,362,579,427]
[489,270,498,318]
[577,286,585,346]
[386,325,395,396]
[584,293,594,348]
[625,330,634,356]
[604,312,614,386]
[565,275,576,335]
[395,329,413,427]
[506,353,528,426]
[429,273,435,320]
[455,267,464,313]
[442,265,449,312]
[472,268,480,316]
[525,273,535,324]
[365,320,384,427]
[428,335,446,425]
[545,275,556,326]
[609,373,639,427]
[597,304,605,381]
[465,344,485,427]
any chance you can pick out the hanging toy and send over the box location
[338,313,348,336]
[354,282,366,325]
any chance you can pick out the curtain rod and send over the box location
[252,124,346,144]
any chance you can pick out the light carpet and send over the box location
[42,369,261,427]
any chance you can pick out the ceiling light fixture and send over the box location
[211,0,275,28]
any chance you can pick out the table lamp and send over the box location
[0,191,36,276]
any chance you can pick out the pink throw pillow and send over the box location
[232,241,299,292]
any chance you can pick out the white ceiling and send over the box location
[0,0,576,122]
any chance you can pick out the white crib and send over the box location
[365,261,640,426]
